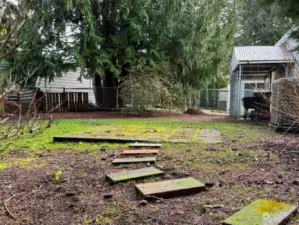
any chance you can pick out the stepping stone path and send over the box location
[104,139,297,224]
[224,199,297,225]
[121,149,160,155]
[135,177,206,198]
[112,157,157,165]
[106,143,206,198]
[106,142,207,199]
[129,143,162,149]
[106,167,164,183]
[198,129,222,143]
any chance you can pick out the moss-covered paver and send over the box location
[198,129,222,143]
[121,149,160,155]
[135,177,206,198]
[106,167,164,183]
[223,199,297,225]
[112,157,157,165]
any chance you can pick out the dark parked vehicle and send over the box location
[242,91,271,121]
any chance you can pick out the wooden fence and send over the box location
[46,92,89,112]
[2,91,89,113]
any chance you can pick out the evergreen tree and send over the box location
[2,0,240,107]
[262,0,299,49]
[237,0,292,45]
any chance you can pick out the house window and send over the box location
[257,83,265,90]
[245,83,255,90]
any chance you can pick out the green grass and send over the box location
[0,118,276,173]
[0,118,274,155]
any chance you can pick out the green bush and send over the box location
[120,61,185,114]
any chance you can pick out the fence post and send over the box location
[62,87,66,112]
[198,90,201,109]
[116,87,119,110]
[1,97,5,116]
[33,91,37,114]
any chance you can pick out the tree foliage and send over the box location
[1,0,240,108]
[262,0,299,49]
[120,59,185,114]
[237,0,293,45]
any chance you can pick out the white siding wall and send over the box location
[36,69,96,105]
[286,39,299,75]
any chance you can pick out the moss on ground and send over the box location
[84,202,120,225]
[0,157,40,171]
[0,119,271,154]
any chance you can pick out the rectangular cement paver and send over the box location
[135,177,206,198]
[129,143,162,149]
[106,167,164,183]
[198,129,222,144]
[122,149,160,155]
[112,157,156,165]
[223,199,297,225]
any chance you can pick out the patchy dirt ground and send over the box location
[0,134,298,225]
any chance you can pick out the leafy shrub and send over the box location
[120,60,185,114]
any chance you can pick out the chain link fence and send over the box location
[3,86,232,114]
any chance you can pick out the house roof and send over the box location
[231,46,294,72]
[275,27,297,47]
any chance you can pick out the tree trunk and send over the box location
[93,72,118,109]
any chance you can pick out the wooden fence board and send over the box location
[4,91,89,113]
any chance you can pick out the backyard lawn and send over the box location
[0,116,298,225]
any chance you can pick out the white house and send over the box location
[35,23,97,106]
[275,27,299,73]
[36,69,96,105]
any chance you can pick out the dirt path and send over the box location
[0,136,298,225]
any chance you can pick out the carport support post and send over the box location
[237,65,242,121]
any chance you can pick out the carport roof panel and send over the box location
[232,46,294,71]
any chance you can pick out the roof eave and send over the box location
[238,60,294,64]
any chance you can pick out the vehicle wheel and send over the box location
[250,111,255,121]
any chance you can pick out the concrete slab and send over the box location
[223,199,297,225]
[135,177,206,199]
[198,129,222,144]
[106,167,164,183]
[112,157,157,165]
[129,143,162,149]
[122,149,160,155]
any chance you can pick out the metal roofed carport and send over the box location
[229,46,294,120]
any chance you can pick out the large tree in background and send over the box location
[85,0,239,107]
[3,0,239,108]
[237,0,293,45]
[262,0,299,49]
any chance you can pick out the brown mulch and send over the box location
[0,135,298,225]
[184,108,206,115]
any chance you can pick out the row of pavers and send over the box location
[106,143,297,225]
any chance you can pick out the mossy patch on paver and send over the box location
[198,129,222,143]
[223,199,297,225]
[135,177,206,198]
[121,149,160,155]
[106,167,164,183]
